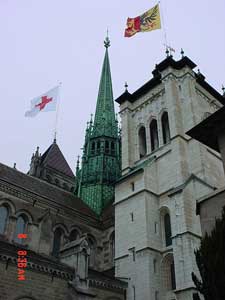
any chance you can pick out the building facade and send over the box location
[114,54,225,300]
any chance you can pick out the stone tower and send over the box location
[75,36,121,215]
[114,54,225,300]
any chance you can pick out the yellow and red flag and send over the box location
[124,4,161,38]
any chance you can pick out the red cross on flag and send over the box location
[25,86,59,117]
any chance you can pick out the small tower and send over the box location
[28,140,75,192]
[75,36,121,215]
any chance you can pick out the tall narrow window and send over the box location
[164,213,172,246]
[111,141,115,155]
[110,232,115,263]
[91,142,95,155]
[153,258,157,273]
[14,215,28,244]
[105,140,109,154]
[87,236,96,266]
[138,126,147,158]
[97,141,100,154]
[150,119,159,151]
[133,285,136,300]
[161,112,170,144]
[171,261,176,290]
[0,206,8,234]
[52,228,63,257]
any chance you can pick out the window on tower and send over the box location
[150,119,159,151]
[109,231,115,264]
[111,141,115,155]
[161,112,171,144]
[164,213,172,247]
[105,140,110,154]
[138,126,147,158]
[91,142,95,155]
[97,141,101,154]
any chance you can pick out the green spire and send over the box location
[75,36,121,216]
[92,36,117,138]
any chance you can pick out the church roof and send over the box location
[115,55,225,105]
[0,163,98,219]
[41,141,74,178]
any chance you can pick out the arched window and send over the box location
[111,141,115,155]
[161,112,170,144]
[164,213,172,247]
[110,231,115,263]
[0,206,8,234]
[150,120,159,151]
[161,253,176,291]
[52,228,63,257]
[87,236,96,267]
[14,215,28,244]
[105,141,109,154]
[91,142,95,155]
[138,126,147,158]
[69,229,79,242]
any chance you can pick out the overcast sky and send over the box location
[0,0,225,173]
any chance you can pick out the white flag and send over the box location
[25,86,59,117]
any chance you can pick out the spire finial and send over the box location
[222,85,225,96]
[90,113,93,124]
[53,132,57,144]
[125,82,128,91]
[104,31,110,48]
[35,146,39,156]
[181,48,184,58]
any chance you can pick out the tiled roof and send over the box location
[0,163,98,219]
[41,142,74,178]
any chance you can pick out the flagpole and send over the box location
[53,82,62,143]
[159,0,169,52]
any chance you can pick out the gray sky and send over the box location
[0,0,225,173]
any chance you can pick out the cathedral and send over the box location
[0,36,225,300]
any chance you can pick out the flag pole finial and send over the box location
[181,48,184,58]
[165,48,169,58]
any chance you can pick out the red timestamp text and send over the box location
[17,233,28,281]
